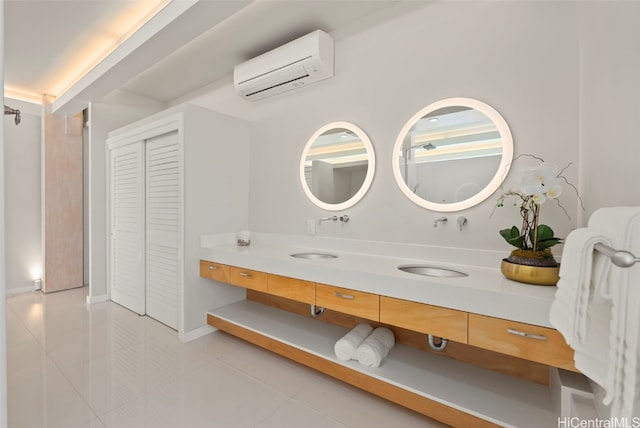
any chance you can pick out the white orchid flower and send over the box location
[495,156,579,255]
[537,164,562,189]
[537,163,559,180]
[518,163,563,201]
[519,180,543,196]
[518,169,544,196]
[531,193,547,204]
[545,184,563,200]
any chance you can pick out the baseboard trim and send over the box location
[179,324,216,343]
[6,286,37,296]
[86,294,108,305]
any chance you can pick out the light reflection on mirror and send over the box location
[300,122,375,211]
[392,98,513,212]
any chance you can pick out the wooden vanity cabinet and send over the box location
[200,260,576,372]
[380,296,468,344]
[468,313,576,371]
[226,266,268,292]
[267,274,315,304]
[199,261,228,283]
[315,284,380,321]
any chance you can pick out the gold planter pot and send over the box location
[500,259,560,286]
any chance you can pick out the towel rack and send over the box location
[594,243,640,268]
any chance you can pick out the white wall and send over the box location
[189,1,581,253]
[577,1,640,225]
[182,104,250,335]
[87,90,164,302]
[575,1,640,416]
[3,99,41,294]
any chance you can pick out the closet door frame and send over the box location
[106,114,185,333]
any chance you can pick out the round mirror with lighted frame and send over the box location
[391,98,513,212]
[300,122,376,211]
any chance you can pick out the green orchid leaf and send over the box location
[528,225,550,243]
[535,237,563,251]
[500,226,525,249]
[527,224,563,250]
[536,225,555,241]
[499,226,518,241]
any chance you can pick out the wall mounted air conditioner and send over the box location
[233,30,334,101]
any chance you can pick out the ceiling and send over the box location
[4,0,169,103]
[4,0,419,115]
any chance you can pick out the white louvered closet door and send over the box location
[110,141,146,315]
[145,131,181,329]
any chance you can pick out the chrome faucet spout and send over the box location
[318,215,338,225]
[433,216,448,228]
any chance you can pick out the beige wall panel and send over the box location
[42,96,83,292]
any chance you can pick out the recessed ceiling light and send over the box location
[428,117,439,123]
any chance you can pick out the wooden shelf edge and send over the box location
[207,313,499,428]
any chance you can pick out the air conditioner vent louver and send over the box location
[234,30,334,101]
[243,73,309,98]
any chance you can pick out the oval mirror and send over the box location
[392,98,513,212]
[300,122,376,211]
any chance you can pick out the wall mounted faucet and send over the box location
[433,216,447,228]
[456,216,468,231]
[339,215,349,223]
[318,215,337,225]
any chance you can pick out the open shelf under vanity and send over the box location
[207,299,558,428]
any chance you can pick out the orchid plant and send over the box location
[495,156,580,263]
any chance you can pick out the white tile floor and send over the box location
[6,288,448,428]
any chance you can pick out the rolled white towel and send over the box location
[334,323,373,361]
[356,327,395,368]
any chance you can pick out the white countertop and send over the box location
[200,233,558,327]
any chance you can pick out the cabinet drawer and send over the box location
[468,314,576,370]
[267,274,315,304]
[227,266,268,292]
[316,284,379,321]
[380,296,468,344]
[199,260,228,283]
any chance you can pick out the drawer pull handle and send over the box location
[208,266,218,271]
[507,328,547,341]
[239,272,252,278]
[334,292,354,300]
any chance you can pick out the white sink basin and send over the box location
[398,264,468,278]
[290,252,338,260]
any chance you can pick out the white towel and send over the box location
[549,227,612,344]
[356,327,395,368]
[571,294,611,389]
[600,210,640,419]
[333,323,373,361]
[587,208,640,418]
[549,226,613,397]
[551,207,640,419]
